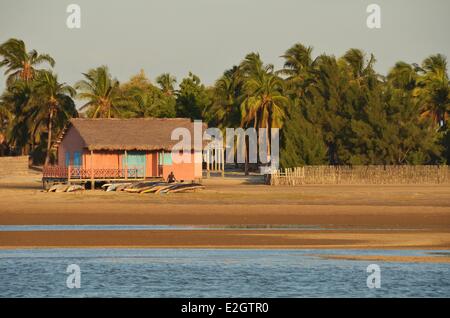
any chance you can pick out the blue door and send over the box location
[123,151,146,178]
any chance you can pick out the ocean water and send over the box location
[0,249,449,298]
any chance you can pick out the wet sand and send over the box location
[0,229,449,250]
[0,177,449,252]
[318,254,450,264]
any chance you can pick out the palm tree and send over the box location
[76,66,128,118]
[241,72,287,131]
[279,44,316,92]
[340,48,378,87]
[0,97,13,155]
[416,54,450,127]
[205,67,242,129]
[0,80,34,155]
[156,73,177,96]
[387,61,418,91]
[240,53,274,79]
[240,55,288,170]
[0,38,55,85]
[280,44,314,78]
[35,71,77,164]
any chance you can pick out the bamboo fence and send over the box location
[269,165,450,186]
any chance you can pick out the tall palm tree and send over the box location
[35,71,77,164]
[241,72,287,131]
[0,38,55,85]
[76,66,127,118]
[205,67,242,129]
[156,73,177,96]
[0,97,13,155]
[0,80,34,155]
[340,49,378,88]
[416,54,450,126]
[240,57,288,167]
[279,43,317,100]
[240,53,274,79]
[387,61,418,91]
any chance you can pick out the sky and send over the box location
[0,0,449,98]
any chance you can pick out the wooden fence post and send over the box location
[67,165,71,185]
[90,150,94,190]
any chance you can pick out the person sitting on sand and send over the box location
[167,171,177,183]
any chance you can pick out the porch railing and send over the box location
[43,165,144,180]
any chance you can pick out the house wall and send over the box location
[162,151,201,181]
[146,152,159,177]
[58,126,86,166]
[83,151,123,170]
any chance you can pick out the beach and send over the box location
[0,176,449,255]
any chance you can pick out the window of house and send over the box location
[73,151,81,166]
[159,152,172,165]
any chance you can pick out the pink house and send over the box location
[43,118,203,189]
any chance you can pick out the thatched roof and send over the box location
[56,118,205,152]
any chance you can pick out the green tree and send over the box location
[416,54,450,127]
[387,61,418,91]
[279,43,316,100]
[156,73,177,96]
[35,71,77,164]
[176,72,211,119]
[205,66,242,129]
[280,102,327,167]
[0,38,54,85]
[0,80,34,155]
[238,53,288,173]
[120,71,176,118]
[76,66,130,118]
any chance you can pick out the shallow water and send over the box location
[0,249,449,297]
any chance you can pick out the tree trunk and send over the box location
[244,135,249,176]
[44,111,53,165]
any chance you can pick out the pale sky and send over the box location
[0,0,449,98]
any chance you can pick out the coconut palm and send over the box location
[241,72,287,130]
[0,80,34,155]
[0,96,13,155]
[76,66,129,118]
[0,38,55,85]
[205,67,242,129]
[241,63,288,167]
[156,73,177,96]
[35,71,77,164]
[340,49,378,88]
[279,44,318,101]
[387,61,418,91]
[240,52,274,79]
[280,43,314,78]
[416,54,450,127]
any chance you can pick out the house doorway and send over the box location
[124,151,146,178]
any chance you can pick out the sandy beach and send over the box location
[1,176,450,254]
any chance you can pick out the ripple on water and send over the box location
[0,248,449,297]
